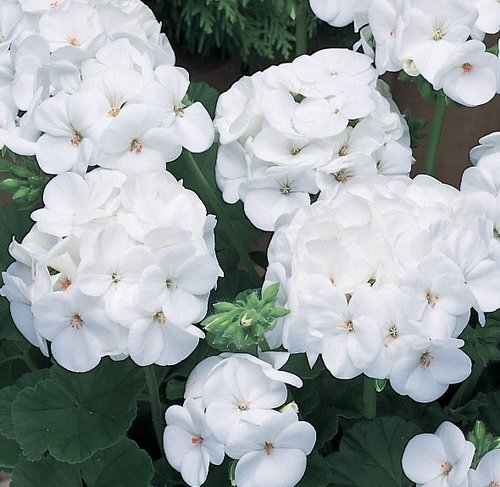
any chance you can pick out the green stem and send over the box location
[181,151,261,288]
[363,376,377,420]
[295,0,308,56]
[448,363,485,410]
[423,94,447,176]
[144,366,164,453]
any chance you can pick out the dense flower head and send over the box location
[213,48,413,231]
[310,0,500,107]
[0,168,221,372]
[163,352,315,487]
[0,0,214,175]
[264,173,500,402]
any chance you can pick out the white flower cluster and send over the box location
[402,421,500,487]
[309,0,500,107]
[264,173,500,402]
[0,0,222,373]
[214,49,413,231]
[163,352,316,487]
[0,0,214,174]
[0,169,221,372]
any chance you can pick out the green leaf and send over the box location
[0,369,49,439]
[82,438,154,487]
[11,455,81,487]
[296,451,330,487]
[165,378,186,401]
[327,417,421,487]
[11,359,144,463]
[0,434,21,471]
[187,82,219,118]
[479,391,500,435]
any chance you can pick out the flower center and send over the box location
[264,442,274,455]
[129,138,143,154]
[462,62,473,73]
[290,147,301,156]
[153,311,166,326]
[488,482,500,487]
[237,399,250,411]
[191,436,203,445]
[385,324,398,347]
[419,351,433,368]
[441,462,453,476]
[432,28,444,40]
[58,277,72,291]
[111,272,120,284]
[343,320,354,333]
[280,183,292,195]
[68,36,80,46]
[165,278,176,289]
[339,146,349,157]
[108,105,121,117]
[69,314,84,329]
[70,130,83,145]
[174,104,185,118]
[426,291,438,308]
[49,0,58,8]
[335,170,348,183]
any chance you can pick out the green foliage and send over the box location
[478,391,500,436]
[203,283,289,352]
[462,316,500,366]
[10,439,153,487]
[11,359,144,463]
[467,421,500,468]
[326,417,421,487]
[403,109,428,149]
[158,0,316,63]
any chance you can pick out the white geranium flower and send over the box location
[141,64,214,153]
[38,4,104,51]
[124,305,204,367]
[433,40,497,107]
[226,412,316,487]
[389,337,472,403]
[137,243,219,325]
[402,421,475,487]
[475,0,500,34]
[184,356,224,401]
[202,354,299,443]
[32,289,121,372]
[164,399,225,487]
[31,172,109,237]
[34,93,99,174]
[304,283,384,379]
[240,167,318,231]
[468,448,500,487]
[100,103,179,174]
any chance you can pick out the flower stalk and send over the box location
[295,0,308,56]
[144,366,164,453]
[181,150,261,288]
[423,93,447,176]
[363,376,377,420]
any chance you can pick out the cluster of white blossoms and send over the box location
[213,49,413,231]
[0,169,222,372]
[402,421,500,487]
[0,0,222,373]
[264,172,500,402]
[163,352,316,487]
[0,0,214,174]
[309,0,500,107]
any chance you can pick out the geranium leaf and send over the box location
[10,455,81,487]
[326,417,421,487]
[82,438,154,487]
[0,369,49,439]
[0,434,21,472]
[479,391,500,435]
[11,358,144,463]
